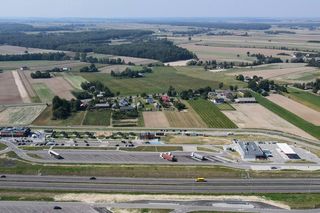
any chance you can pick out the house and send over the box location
[145,97,154,104]
[62,67,71,71]
[244,76,252,83]
[234,97,257,103]
[161,95,170,103]
[119,99,129,107]
[94,103,110,109]
[208,91,217,99]
[120,106,135,112]
[213,98,225,104]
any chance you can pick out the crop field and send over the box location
[229,64,317,81]
[267,94,320,126]
[0,71,23,104]
[283,87,320,112]
[0,45,58,55]
[79,66,224,96]
[32,83,55,103]
[82,110,111,126]
[164,101,207,128]
[216,103,236,111]
[143,111,170,128]
[62,73,88,90]
[0,60,88,71]
[251,92,320,140]
[27,74,75,101]
[188,99,237,128]
[0,105,46,125]
[179,43,293,63]
[32,106,85,126]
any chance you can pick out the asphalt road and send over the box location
[1,175,320,193]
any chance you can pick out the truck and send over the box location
[48,149,63,159]
[160,152,177,162]
[190,152,206,161]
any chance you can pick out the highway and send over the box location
[1,175,320,193]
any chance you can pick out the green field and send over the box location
[32,83,55,103]
[82,110,111,126]
[216,103,236,111]
[32,107,85,126]
[188,99,237,128]
[252,92,320,139]
[62,73,88,90]
[284,87,320,112]
[78,66,242,96]
[0,143,7,151]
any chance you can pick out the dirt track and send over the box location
[223,103,315,140]
[267,94,320,126]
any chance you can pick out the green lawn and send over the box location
[252,92,320,139]
[78,66,239,96]
[83,110,111,126]
[284,87,320,112]
[0,143,7,151]
[188,99,237,128]
[32,83,55,103]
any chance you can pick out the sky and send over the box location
[1,0,319,18]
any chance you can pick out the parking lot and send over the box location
[27,150,220,164]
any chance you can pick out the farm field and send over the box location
[283,87,320,112]
[229,63,318,82]
[222,103,316,140]
[32,106,85,126]
[0,45,59,55]
[267,94,320,126]
[0,71,23,104]
[216,103,236,111]
[82,110,111,126]
[26,73,75,100]
[179,43,293,62]
[251,92,320,139]
[79,66,223,96]
[0,105,46,125]
[32,83,55,103]
[62,73,87,90]
[143,111,170,128]
[0,60,88,71]
[188,99,237,128]
[164,100,207,128]
[11,70,30,103]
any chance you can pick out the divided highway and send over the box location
[1,175,320,194]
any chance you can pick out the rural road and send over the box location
[1,175,320,194]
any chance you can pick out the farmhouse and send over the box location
[161,95,170,103]
[145,97,154,104]
[120,106,135,112]
[233,140,266,160]
[94,103,110,109]
[235,97,257,103]
[0,127,31,137]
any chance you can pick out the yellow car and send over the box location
[195,178,206,182]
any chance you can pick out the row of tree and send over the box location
[80,64,99,72]
[111,67,152,78]
[30,71,51,79]
[293,79,320,94]
[0,52,69,61]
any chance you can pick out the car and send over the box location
[0,175,6,178]
[86,144,90,146]
[195,177,206,182]
[53,206,62,210]
[90,177,96,180]
[271,167,278,170]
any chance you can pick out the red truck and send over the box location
[160,152,177,162]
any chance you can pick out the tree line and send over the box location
[111,67,152,78]
[0,52,69,61]
[30,71,51,79]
